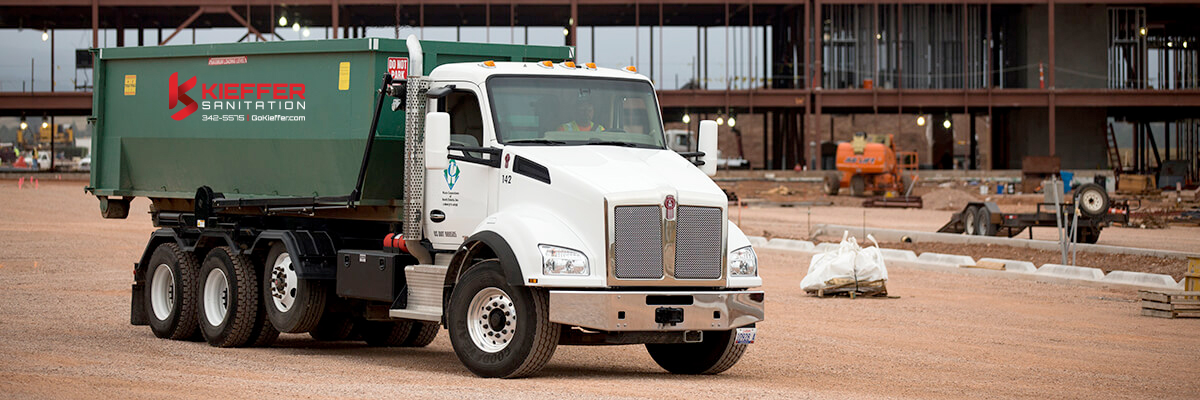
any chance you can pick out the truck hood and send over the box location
[505,145,725,202]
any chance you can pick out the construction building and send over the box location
[1,0,1198,182]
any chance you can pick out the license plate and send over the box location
[734,327,756,344]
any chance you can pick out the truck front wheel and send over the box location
[645,329,748,374]
[447,260,559,378]
[145,243,200,340]
[262,243,328,333]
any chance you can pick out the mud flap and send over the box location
[130,282,148,326]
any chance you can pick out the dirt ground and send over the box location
[2,180,1199,399]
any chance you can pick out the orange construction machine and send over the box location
[823,132,914,197]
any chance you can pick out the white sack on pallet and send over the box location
[800,232,889,292]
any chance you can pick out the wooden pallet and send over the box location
[809,278,890,299]
[1139,290,1200,319]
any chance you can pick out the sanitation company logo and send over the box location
[168,73,198,121]
[444,160,461,190]
[166,72,308,122]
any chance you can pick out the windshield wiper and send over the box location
[582,140,643,148]
[506,139,567,145]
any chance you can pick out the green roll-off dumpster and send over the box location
[88,38,571,220]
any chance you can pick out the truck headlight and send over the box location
[728,246,757,277]
[539,245,589,276]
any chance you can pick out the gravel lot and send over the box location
[2,180,1198,399]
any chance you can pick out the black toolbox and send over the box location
[335,250,406,303]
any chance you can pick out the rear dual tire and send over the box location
[198,247,279,347]
[145,243,201,340]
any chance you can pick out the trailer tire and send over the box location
[198,247,260,348]
[645,329,748,375]
[308,312,356,341]
[963,206,979,235]
[448,260,559,378]
[823,172,840,195]
[850,175,866,197]
[1078,227,1101,244]
[145,243,200,340]
[263,243,327,333]
[975,207,996,237]
[402,321,440,347]
[1073,183,1109,218]
[359,320,415,346]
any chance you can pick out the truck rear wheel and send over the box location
[850,175,866,197]
[645,329,748,374]
[447,260,559,378]
[245,305,280,347]
[402,321,440,347]
[198,247,261,348]
[263,243,328,333]
[145,243,200,340]
[309,312,356,341]
[359,320,415,346]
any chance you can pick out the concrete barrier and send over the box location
[977,258,1038,273]
[1036,264,1105,281]
[764,238,815,252]
[877,248,918,261]
[1099,271,1179,289]
[814,242,840,253]
[747,236,768,248]
[917,252,977,266]
[811,224,1199,259]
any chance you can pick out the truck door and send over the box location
[425,84,495,250]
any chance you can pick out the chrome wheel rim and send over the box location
[150,263,174,321]
[269,252,297,312]
[467,287,516,353]
[203,268,230,327]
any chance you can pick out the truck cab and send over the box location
[398,42,763,377]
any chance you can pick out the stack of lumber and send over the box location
[809,278,888,299]
[1140,290,1200,319]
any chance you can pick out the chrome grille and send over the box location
[674,206,724,279]
[612,206,663,279]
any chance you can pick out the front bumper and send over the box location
[548,290,764,331]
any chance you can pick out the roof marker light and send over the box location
[481,60,496,68]
[564,61,577,69]
[585,62,597,70]
[624,66,638,73]
[540,60,554,68]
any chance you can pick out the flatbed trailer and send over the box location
[937,183,1129,244]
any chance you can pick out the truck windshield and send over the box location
[488,76,666,149]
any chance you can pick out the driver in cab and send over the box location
[558,99,605,132]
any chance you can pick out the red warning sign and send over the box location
[387,57,409,80]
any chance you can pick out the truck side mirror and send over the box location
[698,120,718,176]
[425,112,450,170]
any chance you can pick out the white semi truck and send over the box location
[91,36,764,378]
